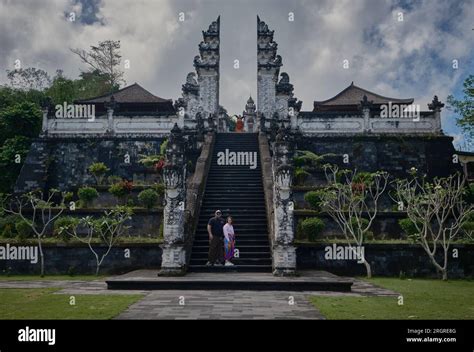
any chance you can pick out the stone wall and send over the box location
[297,243,474,278]
[296,134,460,178]
[0,244,162,275]
[294,211,406,240]
[15,136,167,193]
[3,243,473,277]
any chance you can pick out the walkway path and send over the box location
[0,276,397,320]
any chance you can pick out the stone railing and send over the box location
[183,132,216,267]
[42,111,177,137]
[296,111,441,135]
[258,132,275,247]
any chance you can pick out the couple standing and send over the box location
[206,210,236,267]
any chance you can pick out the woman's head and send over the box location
[227,216,233,224]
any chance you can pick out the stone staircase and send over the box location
[188,133,272,272]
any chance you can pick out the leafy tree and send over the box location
[0,136,32,193]
[45,70,76,105]
[0,102,42,143]
[447,75,474,140]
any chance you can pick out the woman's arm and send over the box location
[223,224,230,240]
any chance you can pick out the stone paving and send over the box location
[0,273,398,319]
[115,290,325,320]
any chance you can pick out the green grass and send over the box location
[310,278,474,320]
[0,288,143,319]
[0,275,104,281]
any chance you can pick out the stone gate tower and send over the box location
[194,16,220,118]
[257,16,282,129]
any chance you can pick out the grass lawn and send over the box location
[310,278,474,320]
[0,288,143,319]
[0,275,104,281]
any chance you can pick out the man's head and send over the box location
[215,210,222,218]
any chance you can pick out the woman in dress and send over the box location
[223,216,236,266]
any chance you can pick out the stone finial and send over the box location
[105,95,117,110]
[40,96,52,110]
[359,95,373,109]
[182,72,199,95]
[257,16,274,37]
[276,72,294,95]
[428,95,445,111]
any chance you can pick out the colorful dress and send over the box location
[223,223,235,261]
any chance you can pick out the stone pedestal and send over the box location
[271,126,297,276]
[159,124,187,276]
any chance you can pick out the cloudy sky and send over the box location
[0,0,473,146]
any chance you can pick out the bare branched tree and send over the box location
[6,67,51,91]
[393,172,473,280]
[70,40,125,88]
[319,165,389,278]
[1,190,65,276]
[59,206,132,275]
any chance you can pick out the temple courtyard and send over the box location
[1,273,473,320]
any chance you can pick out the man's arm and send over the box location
[207,223,213,242]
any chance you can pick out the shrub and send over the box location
[304,190,325,210]
[1,224,14,239]
[88,162,110,185]
[0,215,19,237]
[107,175,123,185]
[77,187,99,208]
[461,221,474,241]
[398,218,421,239]
[160,139,168,156]
[350,217,369,231]
[300,217,325,241]
[63,191,74,204]
[53,216,79,242]
[152,183,165,197]
[109,181,133,202]
[15,220,32,240]
[464,183,474,204]
[138,189,159,210]
[294,167,311,185]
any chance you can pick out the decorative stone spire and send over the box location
[194,16,220,125]
[428,95,444,133]
[257,16,282,130]
[243,96,257,132]
[428,95,445,111]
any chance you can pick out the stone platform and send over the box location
[106,270,353,292]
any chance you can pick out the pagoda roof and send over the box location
[313,82,413,111]
[76,83,172,104]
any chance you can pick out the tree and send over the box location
[0,101,42,143]
[447,75,474,141]
[1,190,66,276]
[393,172,473,280]
[59,206,132,275]
[45,70,76,105]
[71,40,125,89]
[0,136,31,193]
[6,67,51,91]
[319,165,389,278]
